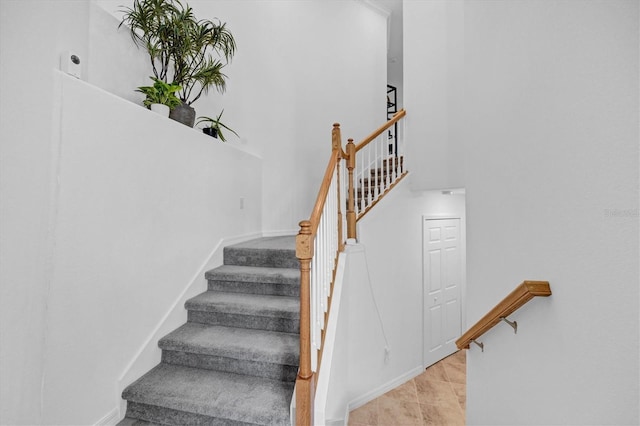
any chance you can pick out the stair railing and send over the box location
[295,110,407,425]
[352,109,407,219]
[295,124,347,425]
[455,280,552,351]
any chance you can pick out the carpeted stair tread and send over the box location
[116,418,162,426]
[206,264,299,284]
[122,237,300,424]
[227,235,296,251]
[186,291,299,319]
[206,264,300,297]
[224,236,297,269]
[122,363,294,426]
[159,322,299,365]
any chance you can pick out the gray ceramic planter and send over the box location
[170,102,196,127]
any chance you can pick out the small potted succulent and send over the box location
[196,110,239,141]
[136,77,182,117]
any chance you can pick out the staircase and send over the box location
[119,236,300,426]
[357,156,404,210]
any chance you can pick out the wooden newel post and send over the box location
[332,123,341,151]
[333,124,345,252]
[296,220,314,426]
[346,138,357,240]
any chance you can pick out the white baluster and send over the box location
[385,133,391,189]
[366,144,372,208]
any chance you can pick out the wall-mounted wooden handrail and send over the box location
[354,109,406,153]
[456,281,551,350]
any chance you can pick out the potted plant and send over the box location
[136,77,182,116]
[120,0,236,127]
[196,110,239,142]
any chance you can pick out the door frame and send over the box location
[422,215,467,368]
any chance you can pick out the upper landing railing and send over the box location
[295,110,407,425]
[352,109,407,222]
[456,280,552,352]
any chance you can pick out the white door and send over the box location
[423,218,462,367]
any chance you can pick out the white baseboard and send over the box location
[347,365,425,411]
[95,407,120,426]
[324,366,425,426]
[116,232,262,398]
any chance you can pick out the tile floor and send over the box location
[348,350,466,426]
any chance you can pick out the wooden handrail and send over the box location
[295,112,408,425]
[455,281,552,350]
[295,124,345,426]
[308,149,341,235]
[355,109,406,152]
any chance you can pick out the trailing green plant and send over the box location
[196,110,239,142]
[120,0,236,106]
[136,77,182,108]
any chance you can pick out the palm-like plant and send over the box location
[119,0,176,82]
[171,13,236,104]
[120,0,236,106]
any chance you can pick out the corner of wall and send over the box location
[319,240,424,422]
[314,252,348,425]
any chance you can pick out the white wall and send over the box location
[355,182,466,399]
[95,0,388,233]
[41,74,262,425]
[405,1,639,424]
[0,2,91,424]
[403,0,464,190]
[0,0,388,424]
[197,0,387,233]
[88,3,150,104]
[322,181,466,422]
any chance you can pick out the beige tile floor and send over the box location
[348,350,466,426]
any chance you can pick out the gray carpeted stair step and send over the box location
[186,291,300,333]
[223,236,298,269]
[206,264,300,297]
[159,322,299,382]
[121,236,300,425]
[122,363,294,426]
[116,417,160,426]
[116,418,163,426]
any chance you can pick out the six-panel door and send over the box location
[423,218,462,367]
